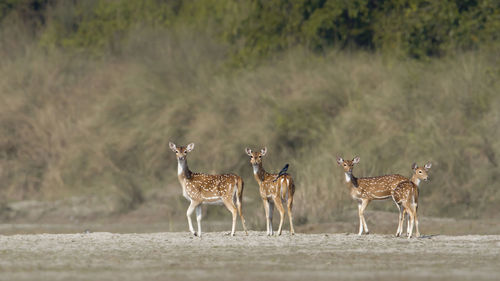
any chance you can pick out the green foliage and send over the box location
[39,0,181,54]
[229,0,375,64]
[373,0,500,58]
[0,0,52,28]
[4,0,499,60]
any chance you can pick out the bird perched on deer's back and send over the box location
[273,164,289,182]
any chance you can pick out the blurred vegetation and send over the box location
[0,0,499,225]
[2,0,499,60]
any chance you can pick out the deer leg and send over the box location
[359,199,370,234]
[392,198,402,237]
[186,201,198,236]
[414,204,420,238]
[406,212,411,237]
[268,200,274,236]
[396,204,404,237]
[235,179,248,235]
[398,206,407,237]
[262,199,270,235]
[357,201,364,235]
[236,196,248,235]
[287,196,295,235]
[223,198,238,236]
[274,197,285,236]
[195,205,202,238]
[400,208,407,237]
[408,207,415,239]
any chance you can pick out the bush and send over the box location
[1,1,499,222]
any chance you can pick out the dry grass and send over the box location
[1,25,499,225]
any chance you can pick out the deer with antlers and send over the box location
[169,142,248,237]
[246,147,295,236]
[336,156,409,235]
[392,163,432,238]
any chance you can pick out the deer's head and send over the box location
[245,147,267,167]
[169,142,194,161]
[411,162,432,182]
[336,156,360,173]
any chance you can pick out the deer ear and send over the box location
[186,143,195,152]
[169,142,177,152]
[353,156,360,164]
[261,147,267,156]
[411,163,417,171]
[336,157,344,165]
[245,148,252,156]
[424,162,432,170]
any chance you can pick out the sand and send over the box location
[1,231,499,280]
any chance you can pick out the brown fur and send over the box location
[246,147,295,235]
[170,142,247,237]
[336,156,408,235]
[392,163,431,238]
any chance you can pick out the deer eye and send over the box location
[418,171,422,174]
[176,150,179,153]
[343,164,347,167]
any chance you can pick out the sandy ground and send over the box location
[2,195,500,280]
[0,231,499,281]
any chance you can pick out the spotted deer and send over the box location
[169,142,248,237]
[336,156,408,235]
[392,163,432,238]
[245,147,295,235]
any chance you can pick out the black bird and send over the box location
[273,164,289,182]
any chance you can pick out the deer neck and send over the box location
[345,171,359,188]
[410,174,421,187]
[252,163,267,183]
[177,158,192,180]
